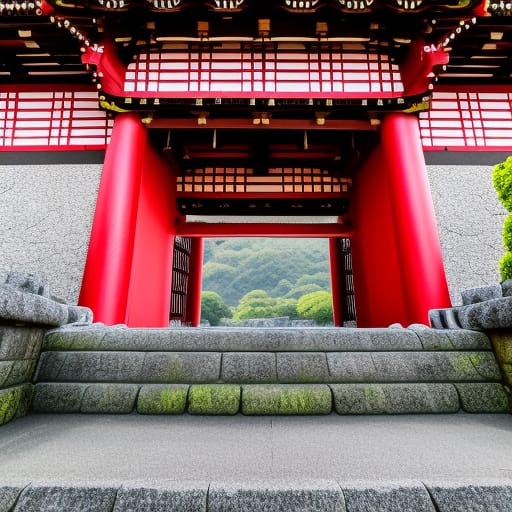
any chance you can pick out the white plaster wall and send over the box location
[427,164,507,305]
[0,164,102,303]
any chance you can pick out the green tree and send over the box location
[297,290,333,325]
[201,291,232,326]
[284,283,323,300]
[233,290,275,320]
[493,156,512,280]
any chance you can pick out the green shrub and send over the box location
[493,156,512,212]
[500,252,512,282]
[504,215,512,252]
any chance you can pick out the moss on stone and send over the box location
[167,357,185,382]
[188,384,240,415]
[241,384,332,415]
[137,385,188,414]
[0,386,22,426]
[490,331,512,363]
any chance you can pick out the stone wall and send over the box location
[427,164,507,305]
[0,159,506,309]
[0,163,102,304]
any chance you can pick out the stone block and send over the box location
[241,384,332,415]
[0,270,49,297]
[15,383,33,419]
[326,353,378,382]
[44,324,107,351]
[208,481,345,512]
[425,481,512,512]
[137,384,189,414]
[340,481,435,512]
[80,384,139,413]
[331,383,459,415]
[410,325,491,351]
[141,352,221,383]
[32,383,86,413]
[113,482,208,512]
[456,296,512,330]
[14,485,117,512]
[461,284,502,305]
[489,331,512,363]
[0,485,25,512]
[35,351,145,382]
[0,285,68,326]
[454,383,511,413]
[221,353,276,383]
[0,362,12,387]
[188,384,240,415]
[0,385,32,426]
[0,326,45,361]
[502,279,512,297]
[66,305,93,324]
[3,360,36,388]
[277,353,329,383]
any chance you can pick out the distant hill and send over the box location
[202,238,331,306]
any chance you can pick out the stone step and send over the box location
[34,350,502,384]
[43,325,491,352]
[31,382,511,415]
[3,479,512,512]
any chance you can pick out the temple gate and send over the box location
[1,0,511,327]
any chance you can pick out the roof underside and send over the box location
[0,1,511,87]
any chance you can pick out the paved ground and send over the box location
[1,413,512,484]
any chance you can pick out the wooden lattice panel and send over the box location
[170,236,192,321]
[0,89,112,150]
[420,90,512,151]
[176,167,352,194]
[125,48,403,98]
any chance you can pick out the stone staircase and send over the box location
[32,324,511,415]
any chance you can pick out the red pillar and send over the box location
[124,140,177,327]
[329,238,344,327]
[351,144,408,327]
[380,112,451,323]
[185,237,204,327]
[78,113,145,324]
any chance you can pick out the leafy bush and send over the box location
[297,290,333,325]
[493,156,512,280]
[200,291,232,326]
[493,156,512,212]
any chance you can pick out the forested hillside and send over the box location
[202,238,331,307]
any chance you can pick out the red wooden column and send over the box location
[380,112,451,323]
[78,113,145,325]
[329,238,344,327]
[124,136,177,327]
[351,144,408,327]
[185,237,204,327]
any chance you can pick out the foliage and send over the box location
[284,283,323,300]
[202,238,331,306]
[500,252,512,282]
[233,290,298,320]
[493,156,512,212]
[493,157,512,280]
[297,290,333,325]
[200,291,232,326]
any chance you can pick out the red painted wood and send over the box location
[185,237,204,327]
[175,221,351,238]
[351,144,408,327]
[380,112,451,323]
[329,237,344,327]
[78,112,146,324]
[125,135,178,327]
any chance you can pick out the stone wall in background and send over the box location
[0,160,506,310]
[0,164,102,304]
[427,164,506,306]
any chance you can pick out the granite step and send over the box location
[31,325,511,415]
[43,324,491,352]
